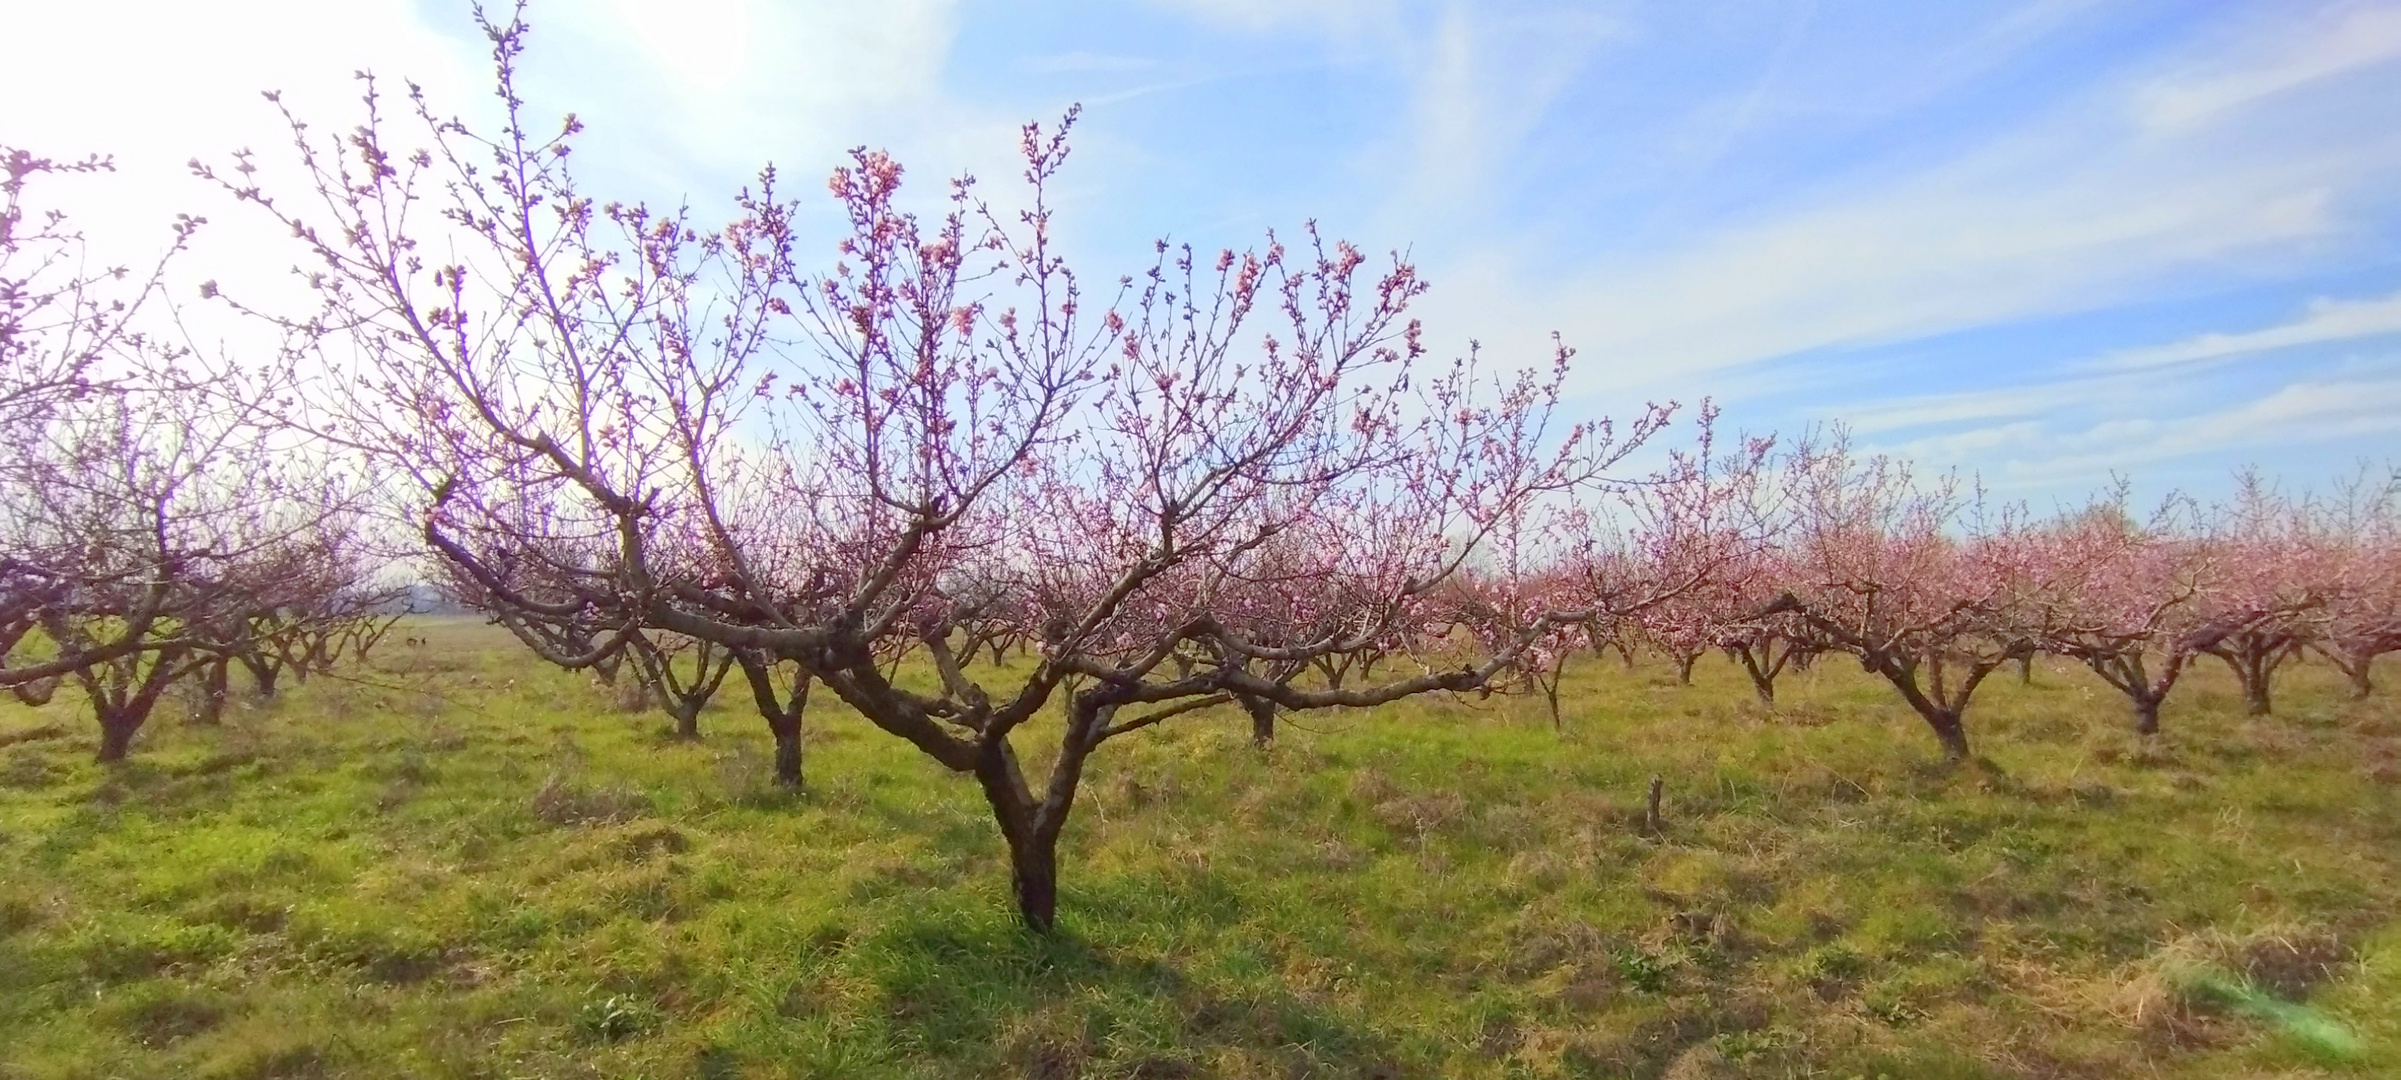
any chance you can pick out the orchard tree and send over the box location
[1711,547,1818,706]
[1764,434,2046,761]
[625,631,735,740]
[1623,405,1779,690]
[2031,494,2220,736]
[20,388,333,759]
[214,8,1662,931]
[732,648,812,788]
[2197,473,2324,716]
[2313,468,2400,699]
[0,146,214,693]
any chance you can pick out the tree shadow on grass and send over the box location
[847,905,1403,1078]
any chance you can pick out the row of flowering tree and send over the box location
[10,7,2392,932]
[1514,440,2396,760]
[1,144,403,760]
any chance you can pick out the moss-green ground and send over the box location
[2,620,2397,1078]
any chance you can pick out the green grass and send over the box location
[2,620,2397,1078]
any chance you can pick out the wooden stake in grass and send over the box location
[1644,775,1664,836]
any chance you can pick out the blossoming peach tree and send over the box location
[210,8,1669,930]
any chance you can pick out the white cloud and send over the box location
[1383,1,2401,405]
[1827,286,2401,437]
[2137,0,2401,130]
[1879,372,2401,489]
[2096,289,2401,370]
[1378,4,1623,231]
[610,0,756,93]
[1840,378,2126,435]
[517,0,984,196]
[1150,0,1399,37]
[1413,139,2360,397]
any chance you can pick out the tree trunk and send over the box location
[96,707,142,763]
[772,725,803,788]
[1734,646,1776,704]
[2243,677,2272,717]
[241,656,281,700]
[672,704,700,741]
[2133,695,2161,736]
[1241,694,1276,747]
[192,659,231,726]
[737,653,806,790]
[1924,709,1971,761]
[1007,829,1060,933]
[976,748,1060,934]
[2221,650,2273,716]
[2335,651,2374,700]
[2017,655,2033,685]
[1674,653,1697,685]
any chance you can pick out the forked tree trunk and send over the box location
[2079,650,2183,738]
[86,650,187,763]
[736,652,808,789]
[240,655,281,700]
[1535,649,1571,730]
[2323,644,2379,700]
[1673,652,1698,686]
[1863,654,1982,761]
[2217,648,2276,716]
[976,744,1063,933]
[1730,643,1781,705]
[2017,655,2034,685]
[973,694,1113,933]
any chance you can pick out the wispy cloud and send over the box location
[1885,372,2401,489]
[1150,0,1399,37]
[2095,289,2401,370]
[2136,0,2401,130]
[1830,286,2401,438]
[1385,0,2401,411]
[1021,51,1158,74]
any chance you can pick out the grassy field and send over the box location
[2,620,2397,1079]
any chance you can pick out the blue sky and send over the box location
[6,0,2398,504]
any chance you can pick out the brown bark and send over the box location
[736,651,809,789]
[1240,693,1276,747]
